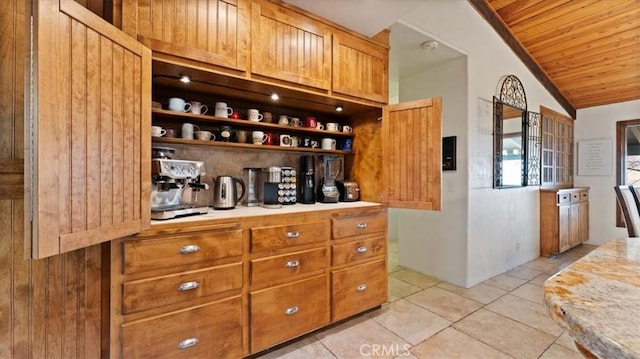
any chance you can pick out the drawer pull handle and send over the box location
[357,246,368,253]
[285,260,300,268]
[178,281,200,291]
[285,306,299,315]
[179,245,200,254]
[357,223,368,229]
[357,284,368,292]
[178,337,199,349]
[286,231,300,239]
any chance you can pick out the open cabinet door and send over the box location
[28,0,151,258]
[383,98,442,210]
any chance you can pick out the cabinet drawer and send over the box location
[251,248,328,287]
[332,211,387,239]
[332,236,386,266]
[121,296,243,359]
[123,229,243,275]
[557,193,571,204]
[122,262,242,314]
[331,259,387,321]
[250,275,329,352]
[578,190,589,202]
[251,221,329,253]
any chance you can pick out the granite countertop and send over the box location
[544,238,640,359]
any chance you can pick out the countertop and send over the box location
[151,201,383,226]
[543,238,640,359]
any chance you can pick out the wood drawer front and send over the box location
[331,259,387,322]
[123,229,243,275]
[250,275,329,352]
[332,236,386,266]
[332,212,387,239]
[122,262,243,314]
[251,248,328,287]
[251,221,329,253]
[573,190,588,203]
[121,296,243,359]
[557,192,571,204]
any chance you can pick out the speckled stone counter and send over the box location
[544,238,640,359]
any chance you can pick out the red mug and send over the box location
[230,111,241,119]
[264,132,275,145]
[304,116,317,128]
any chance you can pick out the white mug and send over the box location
[215,102,233,118]
[181,123,200,139]
[278,115,289,125]
[326,122,341,132]
[169,97,192,112]
[151,125,166,137]
[189,101,208,115]
[279,134,292,147]
[290,117,302,127]
[315,122,324,130]
[248,109,263,122]
[342,125,353,133]
[195,130,215,141]
[321,138,336,150]
[252,131,267,145]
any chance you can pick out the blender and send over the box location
[317,155,342,203]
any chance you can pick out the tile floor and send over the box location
[256,241,597,359]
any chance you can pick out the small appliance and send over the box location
[212,176,246,210]
[337,181,360,202]
[241,168,261,207]
[261,167,282,208]
[317,155,342,203]
[151,157,210,220]
[300,155,315,204]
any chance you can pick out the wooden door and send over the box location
[332,30,388,103]
[540,106,574,187]
[383,98,442,210]
[578,201,589,243]
[29,0,151,259]
[569,203,580,248]
[558,205,571,253]
[251,0,331,90]
[121,0,249,72]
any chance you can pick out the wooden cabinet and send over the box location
[541,106,574,187]
[251,0,331,90]
[332,30,388,103]
[332,259,387,321]
[110,223,245,358]
[540,188,589,257]
[28,0,151,259]
[120,0,250,73]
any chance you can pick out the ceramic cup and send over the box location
[237,130,249,143]
[252,131,267,145]
[181,123,200,139]
[263,112,274,123]
[315,122,324,130]
[291,136,301,148]
[279,134,292,147]
[341,138,353,151]
[264,132,275,145]
[164,128,176,138]
[326,122,341,132]
[151,125,166,137]
[290,117,302,127]
[215,102,233,118]
[195,130,215,141]
[169,97,191,112]
[304,116,317,128]
[219,125,234,142]
[189,101,208,115]
[248,109,263,122]
[342,125,353,133]
[278,115,289,125]
[321,138,336,150]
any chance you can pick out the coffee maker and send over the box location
[317,155,342,203]
[300,155,315,204]
[260,166,282,209]
[151,158,210,219]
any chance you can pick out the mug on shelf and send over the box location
[321,138,336,150]
[326,122,341,132]
[341,138,353,151]
[151,126,166,137]
[278,115,289,125]
[164,128,176,138]
[248,109,263,122]
[215,102,233,118]
[189,101,208,115]
[195,130,215,141]
[236,130,249,143]
[290,117,302,127]
[219,125,235,142]
[342,125,353,133]
[315,122,324,130]
[291,136,301,148]
[252,131,267,145]
[264,132,276,146]
[279,134,292,147]
[304,116,317,128]
[169,97,192,112]
[263,112,274,123]
[181,123,200,139]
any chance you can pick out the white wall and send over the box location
[398,1,567,286]
[574,100,640,244]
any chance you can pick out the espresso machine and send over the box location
[317,155,342,203]
[151,158,210,219]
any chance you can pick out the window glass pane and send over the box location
[626,124,640,185]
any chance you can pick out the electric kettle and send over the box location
[212,176,246,210]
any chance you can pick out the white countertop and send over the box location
[151,201,383,226]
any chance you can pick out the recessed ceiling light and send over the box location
[420,40,439,52]
[270,93,280,101]
[335,105,344,112]
[179,74,191,83]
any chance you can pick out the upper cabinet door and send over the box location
[121,0,249,72]
[383,98,442,210]
[332,31,388,103]
[29,0,151,259]
[251,0,331,90]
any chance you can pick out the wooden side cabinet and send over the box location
[540,188,589,257]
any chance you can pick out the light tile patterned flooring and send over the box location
[256,241,598,359]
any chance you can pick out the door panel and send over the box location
[383,98,442,210]
[30,0,151,258]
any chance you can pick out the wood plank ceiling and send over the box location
[472,0,640,117]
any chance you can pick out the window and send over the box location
[615,119,640,227]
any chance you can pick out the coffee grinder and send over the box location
[300,155,315,204]
[317,155,342,203]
